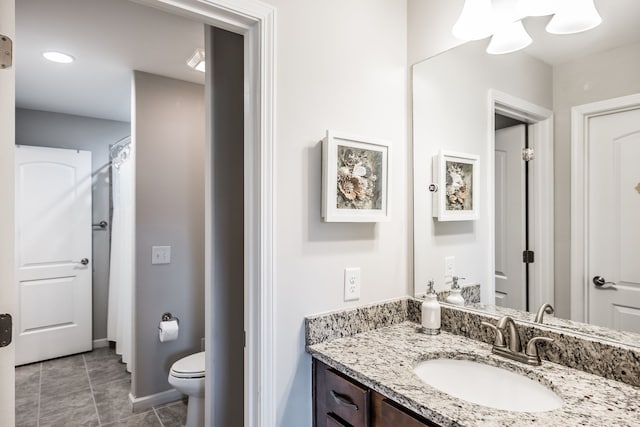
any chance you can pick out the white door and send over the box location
[587,107,640,332]
[494,125,527,310]
[15,145,93,365]
[0,0,16,422]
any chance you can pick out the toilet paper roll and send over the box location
[158,319,179,342]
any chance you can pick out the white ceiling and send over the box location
[521,0,640,65]
[16,0,640,123]
[16,0,205,123]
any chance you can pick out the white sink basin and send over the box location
[413,359,563,412]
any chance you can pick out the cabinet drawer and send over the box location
[324,368,370,427]
[326,413,349,427]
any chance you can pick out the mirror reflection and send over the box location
[412,0,640,345]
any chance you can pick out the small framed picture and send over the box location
[322,130,390,222]
[432,150,479,221]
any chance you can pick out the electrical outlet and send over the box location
[344,268,361,301]
[444,256,455,283]
[152,246,171,264]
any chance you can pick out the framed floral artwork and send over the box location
[432,150,479,221]
[322,130,390,222]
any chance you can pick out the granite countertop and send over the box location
[307,321,640,427]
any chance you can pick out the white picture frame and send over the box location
[432,150,479,221]
[322,130,390,222]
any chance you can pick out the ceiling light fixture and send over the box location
[42,51,74,64]
[452,0,603,55]
[186,48,205,72]
[546,0,602,35]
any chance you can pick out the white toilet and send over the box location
[168,352,205,427]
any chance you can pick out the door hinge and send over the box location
[522,147,534,161]
[243,330,246,348]
[0,314,12,348]
[522,250,535,264]
[0,35,12,69]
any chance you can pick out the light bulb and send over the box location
[486,20,532,55]
[452,0,496,41]
[43,51,74,64]
[517,0,557,17]
[546,0,602,35]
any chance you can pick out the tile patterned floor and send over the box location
[15,347,187,427]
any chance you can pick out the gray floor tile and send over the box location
[38,390,99,427]
[40,354,90,397]
[93,378,134,423]
[39,387,95,419]
[15,387,39,427]
[102,411,162,427]
[155,400,188,427]
[86,356,130,387]
[15,363,41,391]
[83,346,120,362]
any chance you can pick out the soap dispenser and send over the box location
[421,280,441,335]
[446,276,465,306]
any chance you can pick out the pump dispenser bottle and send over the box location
[446,276,465,306]
[421,280,441,335]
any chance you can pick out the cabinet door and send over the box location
[372,392,437,427]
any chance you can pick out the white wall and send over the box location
[412,41,552,302]
[266,0,409,425]
[552,42,640,318]
[132,71,205,398]
[407,0,464,65]
[15,109,130,341]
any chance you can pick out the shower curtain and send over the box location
[107,139,133,372]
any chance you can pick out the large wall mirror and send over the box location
[412,0,640,344]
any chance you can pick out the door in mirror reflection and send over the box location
[588,107,640,332]
[495,124,527,310]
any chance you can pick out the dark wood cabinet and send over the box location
[313,359,438,427]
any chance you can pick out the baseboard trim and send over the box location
[92,338,109,349]
[129,388,184,412]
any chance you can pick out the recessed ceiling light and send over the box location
[43,51,75,64]
[186,48,205,72]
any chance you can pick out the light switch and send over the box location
[152,246,171,265]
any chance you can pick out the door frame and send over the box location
[570,92,640,323]
[489,90,555,310]
[0,0,15,424]
[130,1,276,426]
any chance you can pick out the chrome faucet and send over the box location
[482,315,553,366]
[534,303,554,323]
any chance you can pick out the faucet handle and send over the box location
[481,321,506,348]
[525,336,554,361]
[534,303,554,323]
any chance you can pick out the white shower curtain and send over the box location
[107,142,133,372]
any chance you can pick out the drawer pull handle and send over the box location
[330,390,359,411]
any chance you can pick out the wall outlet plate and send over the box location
[152,246,171,264]
[445,256,455,283]
[344,267,361,301]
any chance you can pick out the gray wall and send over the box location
[15,108,130,341]
[552,41,640,318]
[206,27,244,425]
[132,71,205,398]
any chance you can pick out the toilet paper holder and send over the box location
[161,312,179,325]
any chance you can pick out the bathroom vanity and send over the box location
[306,299,640,427]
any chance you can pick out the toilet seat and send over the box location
[170,351,205,379]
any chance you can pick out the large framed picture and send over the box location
[322,130,390,222]
[432,150,479,221]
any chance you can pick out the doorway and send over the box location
[494,114,530,311]
[1,0,276,425]
[490,90,555,313]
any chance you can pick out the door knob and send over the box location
[76,258,90,266]
[592,276,616,289]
